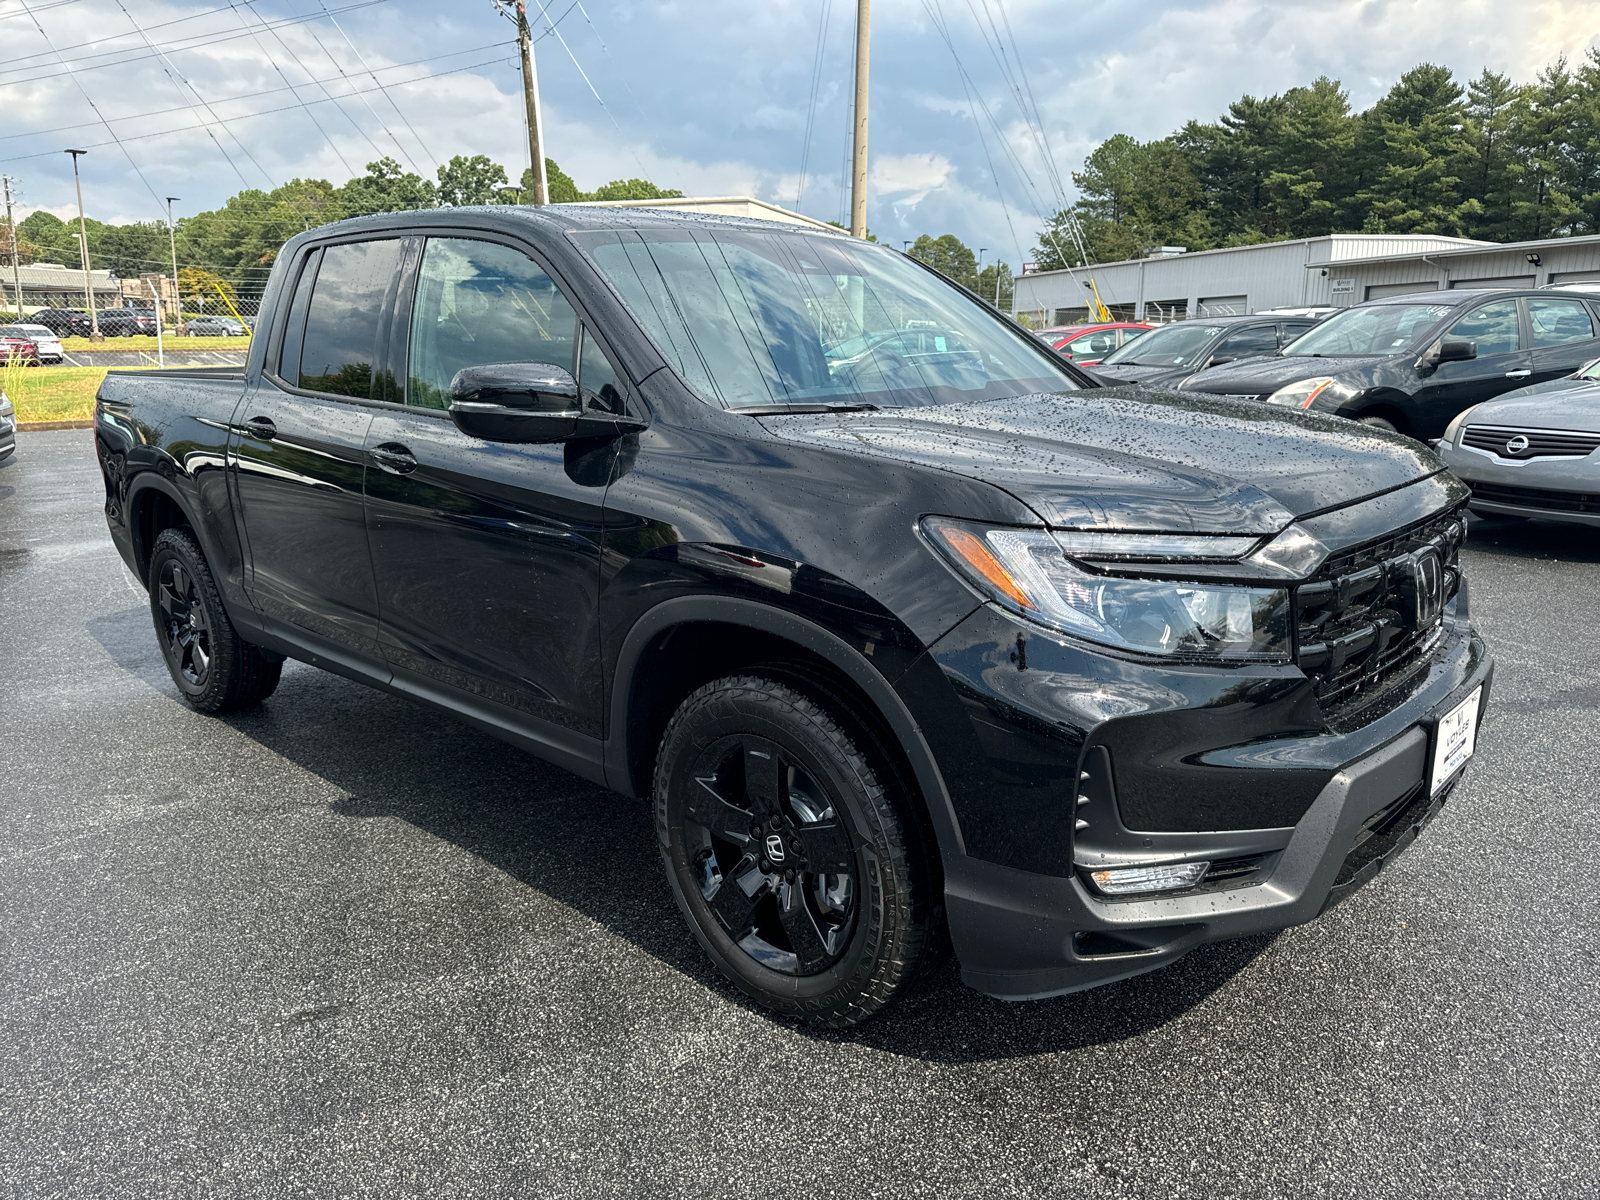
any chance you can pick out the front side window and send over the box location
[1283,303,1453,356]
[1527,297,1595,347]
[407,237,577,409]
[1215,325,1280,358]
[1447,299,1521,357]
[577,229,1073,409]
[296,239,404,398]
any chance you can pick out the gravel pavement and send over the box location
[3,429,1597,1198]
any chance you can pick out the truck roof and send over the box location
[310,204,854,240]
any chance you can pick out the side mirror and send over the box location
[1419,338,1476,370]
[1207,355,1235,368]
[447,362,645,443]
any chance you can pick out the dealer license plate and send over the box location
[1431,687,1482,794]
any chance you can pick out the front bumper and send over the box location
[1441,441,1600,526]
[924,611,1493,1001]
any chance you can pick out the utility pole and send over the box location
[166,197,181,331]
[516,1,549,205]
[2,176,22,321]
[849,0,870,239]
[978,248,987,303]
[65,150,102,341]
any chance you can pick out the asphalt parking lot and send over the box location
[3,428,1597,1198]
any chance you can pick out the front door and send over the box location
[1526,295,1600,385]
[363,235,621,739]
[1412,297,1532,438]
[230,239,405,664]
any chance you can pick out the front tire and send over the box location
[148,528,281,712]
[1357,414,1399,432]
[654,675,929,1027]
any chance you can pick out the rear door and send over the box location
[1411,297,1532,437]
[228,238,402,668]
[361,234,617,741]
[1526,295,1600,384]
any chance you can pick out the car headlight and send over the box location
[1265,376,1337,409]
[1441,404,1480,448]
[922,518,1294,662]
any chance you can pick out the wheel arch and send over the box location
[606,596,967,866]
[1336,390,1413,434]
[126,475,205,586]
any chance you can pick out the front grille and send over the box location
[1293,507,1466,711]
[1461,424,1600,459]
[1469,481,1600,514]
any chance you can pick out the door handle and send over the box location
[243,415,276,440]
[1504,370,1532,378]
[369,442,418,474]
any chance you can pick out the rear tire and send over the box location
[654,675,929,1027]
[148,528,281,713]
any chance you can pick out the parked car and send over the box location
[0,333,37,365]
[94,207,1493,1026]
[182,316,247,337]
[1035,321,1152,366]
[0,324,66,364]
[0,390,14,463]
[28,308,87,336]
[1181,289,1600,438]
[1436,374,1600,526]
[1092,313,1320,387]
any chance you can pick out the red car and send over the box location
[0,334,37,365]
[1036,321,1152,366]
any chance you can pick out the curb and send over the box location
[19,419,95,431]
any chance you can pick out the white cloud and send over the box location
[870,153,953,204]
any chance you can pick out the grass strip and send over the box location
[3,362,227,424]
[58,334,252,352]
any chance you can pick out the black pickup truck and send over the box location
[93,207,1493,1026]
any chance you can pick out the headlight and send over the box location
[1441,404,1480,448]
[1265,376,1337,409]
[923,518,1293,662]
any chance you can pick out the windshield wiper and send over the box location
[728,402,881,415]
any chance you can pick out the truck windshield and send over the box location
[1282,302,1452,356]
[575,228,1075,409]
[1099,322,1219,367]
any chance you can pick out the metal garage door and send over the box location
[1450,275,1535,290]
[1365,281,1440,300]
[1198,295,1247,316]
[1550,270,1600,284]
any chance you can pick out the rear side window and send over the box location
[1447,300,1521,356]
[1064,331,1117,356]
[407,237,577,409]
[297,239,404,398]
[276,249,319,381]
[1527,297,1595,347]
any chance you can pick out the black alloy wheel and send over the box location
[656,675,929,1026]
[147,527,282,713]
[156,556,214,690]
[684,733,859,975]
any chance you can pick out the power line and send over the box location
[530,0,648,175]
[795,0,833,209]
[228,1,358,179]
[294,5,425,173]
[314,0,438,174]
[0,53,518,167]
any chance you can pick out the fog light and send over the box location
[1089,861,1209,895]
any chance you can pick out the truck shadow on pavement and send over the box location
[88,604,1275,1064]
[1465,515,1600,563]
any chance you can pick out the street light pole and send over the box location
[166,197,180,332]
[978,248,987,303]
[516,1,549,205]
[849,0,870,239]
[65,150,102,341]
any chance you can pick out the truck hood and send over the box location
[1458,382,1600,432]
[1184,355,1389,395]
[767,387,1445,533]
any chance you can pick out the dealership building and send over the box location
[1013,232,1600,327]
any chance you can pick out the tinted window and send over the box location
[298,239,403,398]
[1527,298,1595,347]
[277,249,319,380]
[1101,322,1219,367]
[1215,325,1280,358]
[407,237,577,410]
[1448,299,1521,356]
[1277,322,1313,346]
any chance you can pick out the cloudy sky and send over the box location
[2,0,1597,265]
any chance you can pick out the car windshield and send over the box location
[576,228,1075,409]
[1099,322,1218,367]
[1283,302,1452,356]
